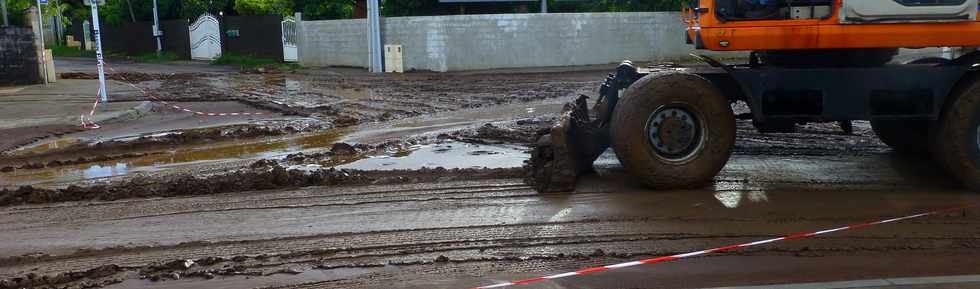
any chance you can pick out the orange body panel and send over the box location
[686,0,980,51]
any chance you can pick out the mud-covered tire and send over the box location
[935,76,980,191]
[609,73,735,189]
[871,119,931,154]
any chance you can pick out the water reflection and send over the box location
[713,180,769,208]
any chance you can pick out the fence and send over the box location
[299,12,715,72]
[222,15,285,61]
[71,19,191,59]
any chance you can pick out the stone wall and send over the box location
[0,26,39,85]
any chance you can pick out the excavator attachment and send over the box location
[525,61,641,193]
[525,95,608,192]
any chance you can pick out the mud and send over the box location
[100,69,601,130]
[0,160,522,206]
[5,63,976,289]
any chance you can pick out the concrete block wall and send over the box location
[300,19,370,68]
[0,26,40,85]
[297,12,945,72]
[299,12,711,72]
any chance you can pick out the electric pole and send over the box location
[2,0,9,26]
[367,0,382,73]
[153,0,162,56]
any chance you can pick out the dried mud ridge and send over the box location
[0,159,522,207]
[68,70,598,130]
[59,72,217,83]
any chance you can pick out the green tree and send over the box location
[295,0,351,20]
[234,0,293,16]
[179,0,232,19]
[381,0,440,17]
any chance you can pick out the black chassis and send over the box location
[596,53,980,127]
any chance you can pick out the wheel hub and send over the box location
[647,107,703,161]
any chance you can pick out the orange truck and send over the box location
[530,0,980,193]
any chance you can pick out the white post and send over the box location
[367,0,383,73]
[35,0,48,84]
[540,0,547,13]
[89,1,108,103]
[54,0,62,44]
[295,12,302,65]
[152,0,161,56]
[1,0,8,26]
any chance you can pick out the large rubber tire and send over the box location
[935,75,980,191]
[871,119,931,154]
[609,73,735,189]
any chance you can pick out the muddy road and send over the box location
[0,152,977,289]
[1,60,978,289]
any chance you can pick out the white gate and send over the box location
[189,13,221,61]
[281,17,298,62]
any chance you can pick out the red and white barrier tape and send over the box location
[79,65,266,129]
[472,204,976,289]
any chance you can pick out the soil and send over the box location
[3,63,976,289]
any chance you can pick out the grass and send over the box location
[212,53,301,70]
[134,51,181,63]
[49,44,97,58]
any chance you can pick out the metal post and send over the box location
[540,0,547,13]
[152,0,162,56]
[35,1,48,85]
[1,0,7,26]
[90,1,108,102]
[55,0,62,44]
[367,0,383,73]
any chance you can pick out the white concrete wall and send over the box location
[299,12,710,72]
[300,18,370,68]
[297,12,946,72]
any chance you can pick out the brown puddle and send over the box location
[11,138,82,156]
[0,130,349,188]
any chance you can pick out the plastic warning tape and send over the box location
[80,65,266,129]
[472,204,976,289]
[106,66,266,117]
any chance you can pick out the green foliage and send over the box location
[294,0,351,20]
[382,0,441,17]
[212,53,299,70]
[549,0,686,12]
[50,44,96,58]
[177,0,233,19]
[134,51,180,63]
[4,0,33,26]
[235,0,292,16]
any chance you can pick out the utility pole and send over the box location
[152,0,162,56]
[55,0,63,44]
[2,0,9,26]
[367,0,383,73]
[88,0,108,103]
[540,0,547,13]
[35,0,48,85]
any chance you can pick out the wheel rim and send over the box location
[975,124,980,153]
[645,104,705,163]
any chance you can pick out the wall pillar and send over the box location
[26,7,46,83]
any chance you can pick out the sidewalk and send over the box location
[704,274,980,289]
[0,79,150,152]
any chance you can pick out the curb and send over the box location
[702,274,980,289]
[91,101,153,124]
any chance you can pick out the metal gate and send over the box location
[281,17,298,62]
[189,13,221,61]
